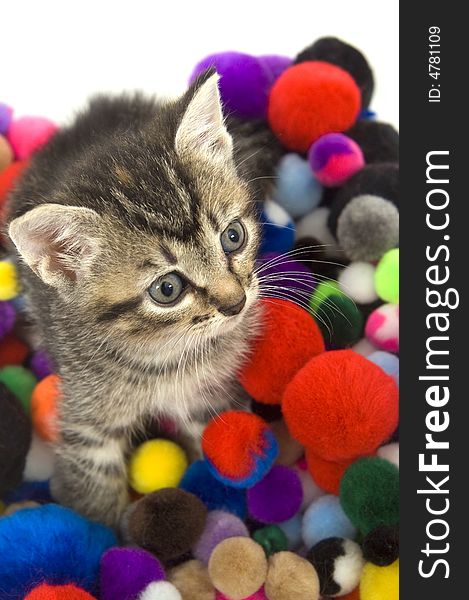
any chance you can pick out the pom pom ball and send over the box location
[374,248,399,304]
[255,252,316,304]
[202,411,278,488]
[169,560,215,600]
[376,443,399,468]
[306,450,353,495]
[100,547,165,600]
[127,488,207,562]
[308,133,364,187]
[339,457,399,535]
[258,55,291,82]
[282,350,399,461]
[247,465,303,524]
[0,504,116,598]
[307,537,364,597]
[264,551,320,600]
[239,298,324,405]
[277,514,303,550]
[216,591,266,600]
[295,37,374,108]
[272,153,322,218]
[0,260,19,301]
[29,349,54,379]
[346,120,399,164]
[23,432,55,481]
[362,524,399,566]
[268,61,361,152]
[302,495,356,550]
[295,207,340,256]
[193,510,249,565]
[0,300,16,340]
[259,199,295,255]
[365,303,399,353]
[367,351,399,384]
[31,374,60,442]
[0,333,29,367]
[128,438,188,494]
[0,365,37,412]
[179,460,247,519]
[313,293,364,349]
[138,581,182,600]
[24,584,97,599]
[252,525,288,556]
[293,463,325,510]
[269,419,304,466]
[0,160,27,210]
[190,52,271,119]
[7,116,57,160]
[208,537,268,600]
[0,134,13,171]
[359,560,399,600]
[0,102,13,135]
[309,280,341,314]
[338,262,378,305]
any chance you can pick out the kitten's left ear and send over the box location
[175,71,233,165]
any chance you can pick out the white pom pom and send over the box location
[338,262,378,304]
[333,539,365,595]
[138,581,182,600]
[23,433,54,481]
[295,207,341,257]
[293,465,325,510]
[352,338,377,357]
[377,442,399,468]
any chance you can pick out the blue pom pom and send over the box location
[302,495,356,550]
[278,513,303,550]
[0,504,117,598]
[273,154,323,218]
[2,480,52,504]
[179,460,247,519]
[259,199,295,255]
[368,351,399,385]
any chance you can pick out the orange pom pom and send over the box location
[24,583,96,600]
[0,160,27,210]
[0,334,29,367]
[31,374,61,442]
[306,449,353,495]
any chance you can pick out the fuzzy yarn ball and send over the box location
[360,560,399,600]
[29,349,54,380]
[0,504,116,598]
[362,524,399,567]
[128,439,188,494]
[190,52,271,119]
[0,134,13,171]
[314,292,364,349]
[258,55,291,83]
[346,120,399,164]
[169,560,215,600]
[240,298,324,405]
[340,457,399,535]
[256,252,316,303]
[365,303,399,353]
[306,450,353,496]
[202,411,278,488]
[268,61,361,152]
[273,153,323,218]
[0,260,19,301]
[252,525,288,556]
[31,374,60,442]
[0,334,29,367]
[295,207,340,257]
[376,443,399,468]
[367,352,399,385]
[23,432,55,481]
[302,495,356,550]
[375,248,399,304]
[247,466,303,524]
[100,547,165,600]
[24,584,97,600]
[308,133,364,187]
[208,537,268,600]
[264,551,320,600]
[138,581,182,600]
[0,160,27,210]
[259,198,295,255]
[0,365,37,412]
[216,590,266,600]
[270,419,304,466]
[282,350,399,461]
[277,514,303,550]
[0,301,16,339]
[7,116,58,160]
[179,460,247,519]
[0,102,13,135]
[309,280,341,314]
[338,262,378,305]
[193,510,249,565]
[307,537,364,597]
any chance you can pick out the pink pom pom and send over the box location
[7,116,58,160]
[308,133,364,187]
[216,588,267,599]
[365,303,399,353]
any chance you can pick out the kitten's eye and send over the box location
[148,272,186,305]
[221,220,246,254]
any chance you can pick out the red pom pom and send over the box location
[24,583,96,600]
[306,449,353,495]
[283,350,398,461]
[0,160,27,211]
[0,334,29,367]
[31,374,60,442]
[268,61,361,152]
[239,299,324,405]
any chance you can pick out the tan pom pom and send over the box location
[169,560,215,600]
[208,537,267,600]
[264,551,320,600]
[271,420,304,466]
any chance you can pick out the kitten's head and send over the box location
[9,71,261,361]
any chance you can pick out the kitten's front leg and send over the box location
[50,419,130,527]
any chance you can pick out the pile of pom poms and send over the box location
[1,34,398,600]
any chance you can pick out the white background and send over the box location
[2,0,398,127]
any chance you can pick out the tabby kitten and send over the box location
[6,70,282,526]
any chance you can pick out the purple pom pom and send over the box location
[100,547,165,600]
[190,51,271,119]
[0,301,16,339]
[29,349,53,380]
[0,103,13,136]
[256,252,316,301]
[193,510,249,565]
[247,466,303,524]
[258,55,291,83]
[308,133,364,187]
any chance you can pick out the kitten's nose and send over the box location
[218,294,246,317]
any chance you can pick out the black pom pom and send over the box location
[347,120,399,164]
[363,524,399,566]
[295,37,374,108]
[250,399,283,423]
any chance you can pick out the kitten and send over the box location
[6,70,283,526]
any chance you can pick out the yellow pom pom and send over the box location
[360,560,399,600]
[0,261,19,301]
[128,439,188,494]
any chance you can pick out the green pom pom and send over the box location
[309,281,341,314]
[0,366,37,413]
[253,524,288,557]
[315,293,363,348]
[340,457,399,535]
[375,248,399,303]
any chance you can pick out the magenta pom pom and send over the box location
[247,466,303,524]
[29,349,54,380]
[189,52,271,119]
[365,303,399,353]
[193,510,249,565]
[7,116,58,160]
[308,132,364,187]
[0,103,13,136]
[0,301,16,340]
[100,547,165,600]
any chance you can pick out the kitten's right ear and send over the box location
[8,203,101,290]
